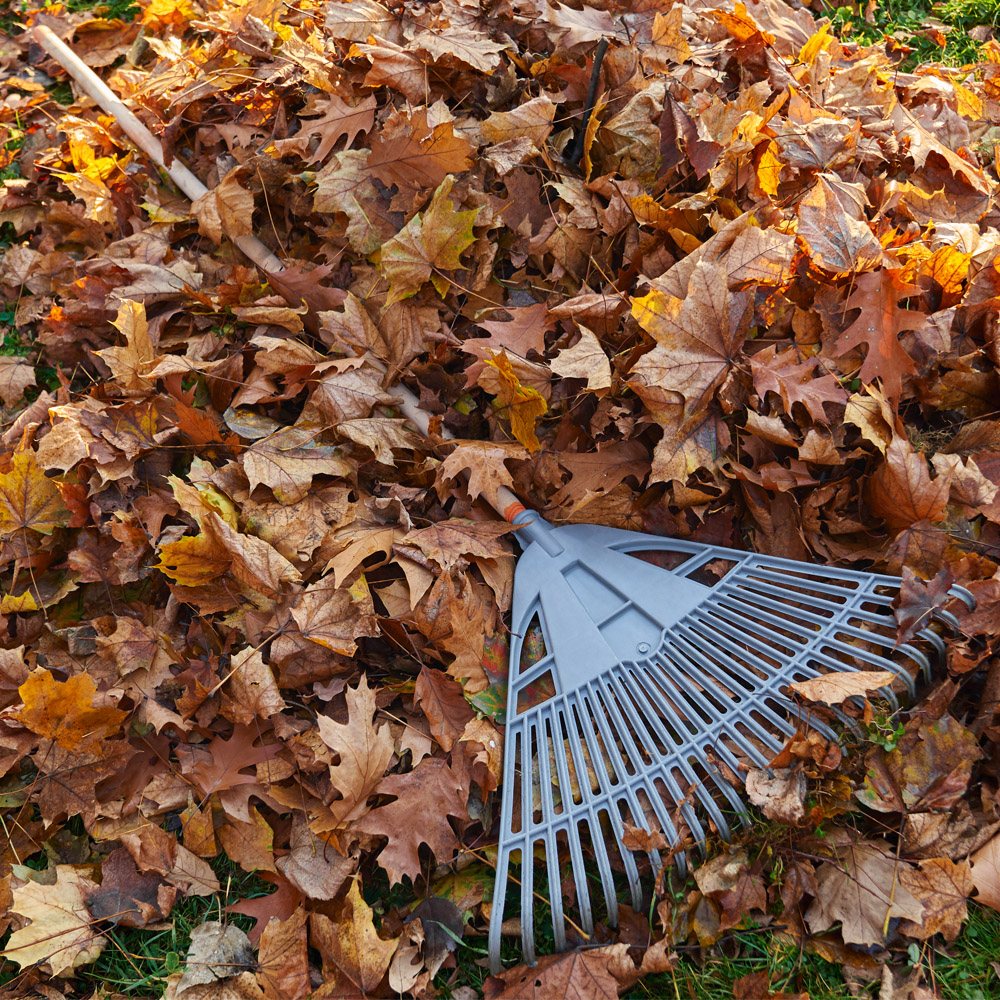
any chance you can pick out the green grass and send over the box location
[826,0,1000,65]
[75,855,272,996]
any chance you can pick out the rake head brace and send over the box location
[487,511,972,971]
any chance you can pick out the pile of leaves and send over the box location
[1,0,1000,995]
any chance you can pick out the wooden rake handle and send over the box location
[33,25,526,524]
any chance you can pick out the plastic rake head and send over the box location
[487,513,973,972]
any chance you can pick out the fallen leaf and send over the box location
[5,866,106,975]
[788,670,895,705]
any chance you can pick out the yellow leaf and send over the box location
[798,23,832,65]
[0,450,69,538]
[954,82,984,119]
[380,176,480,307]
[5,867,106,975]
[325,879,399,992]
[142,0,195,30]
[485,350,547,453]
[96,299,156,397]
[0,591,39,614]
[156,529,231,588]
[757,140,783,197]
[17,668,127,751]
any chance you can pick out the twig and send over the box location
[567,37,609,165]
[32,25,284,275]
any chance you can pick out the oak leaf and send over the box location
[833,270,924,401]
[298,93,376,163]
[354,757,467,883]
[317,675,393,826]
[414,666,475,751]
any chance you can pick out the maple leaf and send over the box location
[256,906,310,1000]
[192,168,253,245]
[550,326,612,391]
[857,714,981,814]
[0,357,36,406]
[177,921,256,994]
[485,349,548,453]
[243,425,352,504]
[796,173,884,273]
[436,440,530,509]
[867,435,951,534]
[85,847,175,929]
[313,880,398,993]
[894,567,955,644]
[380,176,480,307]
[17,668,127,752]
[630,262,752,416]
[368,107,473,192]
[316,675,393,826]
[806,839,924,946]
[289,577,378,656]
[833,270,924,401]
[354,757,467,882]
[96,298,156,397]
[400,519,514,572]
[275,817,355,899]
[5,866,106,975]
[0,449,69,538]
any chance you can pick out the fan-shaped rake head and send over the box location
[487,514,973,971]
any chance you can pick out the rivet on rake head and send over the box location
[636,641,651,655]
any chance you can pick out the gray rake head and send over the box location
[487,511,973,972]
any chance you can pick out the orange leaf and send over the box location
[17,668,127,752]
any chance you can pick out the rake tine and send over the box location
[548,708,595,938]
[948,584,976,610]
[931,608,962,632]
[543,834,566,952]
[916,628,947,661]
[586,810,619,926]
[521,837,536,965]
[534,720,567,952]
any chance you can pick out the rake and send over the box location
[391,396,973,973]
[36,26,976,976]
